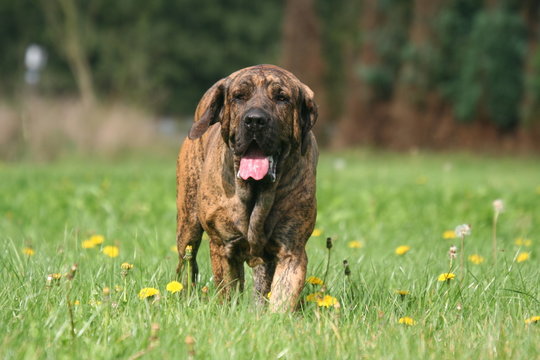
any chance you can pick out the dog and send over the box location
[176,64,318,311]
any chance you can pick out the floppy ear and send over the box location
[299,84,318,155]
[188,78,227,140]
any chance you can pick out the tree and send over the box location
[41,0,96,106]
[281,0,329,143]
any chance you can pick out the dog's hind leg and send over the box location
[176,140,204,283]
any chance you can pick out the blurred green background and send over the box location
[1,0,540,159]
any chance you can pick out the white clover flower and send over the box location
[492,199,504,214]
[455,224,471,237]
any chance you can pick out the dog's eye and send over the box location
[275,93,290,103]
[232,93,247,102]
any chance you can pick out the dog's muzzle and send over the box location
[236,108,277,182]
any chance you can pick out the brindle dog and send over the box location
[176,64,318,311]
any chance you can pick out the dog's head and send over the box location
[188,64,318,182]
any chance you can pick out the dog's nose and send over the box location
[243,109,269,131]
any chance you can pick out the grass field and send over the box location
[1,150,539,359]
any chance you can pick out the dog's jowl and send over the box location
[176,64,318,312]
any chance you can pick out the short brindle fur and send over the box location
[176,64,318,311]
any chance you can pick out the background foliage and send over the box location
[1,0,539,151]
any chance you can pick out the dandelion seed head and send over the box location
[454,224,471,237]
[492,199,504,214]
[448,245,458,259]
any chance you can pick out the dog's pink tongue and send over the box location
[239,147,269,180]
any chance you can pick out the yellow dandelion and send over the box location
[90,235,104,245]
[415,176,428,185]
[347,240,363,249]
[398,317,416,326]
[166,281,184,293]
[437,273,456,282]
[82,234,105,249]
[515,238,532,247]
[267,291,272,299]
[102,245,119,258]
[306,276,324,285]
[305,293,320,302]
[82,239,96,249]
[516,252,530,263]
[395,245,411,255]
[468,254,485,265]
[52,273,62,280]
[316,295,338,308]
[72,300,80,306]
[139,287,160,299]
[525,316,540,324]
[22,247,35,256]
[89,299,102,306]
[395,290,410,296]
[311,228,322,237]
[170,245,178,253]
[443,230,456,239]
[120,262,133,270]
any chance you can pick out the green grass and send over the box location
[1,151,539,359]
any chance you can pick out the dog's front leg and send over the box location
[269,249,307,312]
[253,261,276,307]
[209,240,245,297]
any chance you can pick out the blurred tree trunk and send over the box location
[41,0,96,106]
[334,0,384,147]
[521,0,540,124]
[388,0,445,149]
[281,0,329,144]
